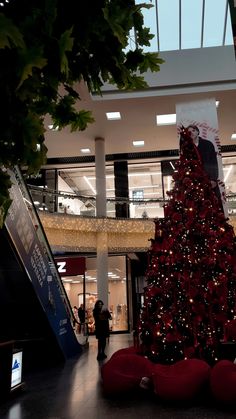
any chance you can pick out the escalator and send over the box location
[0,167,82,371]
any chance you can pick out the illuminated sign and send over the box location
[55,257,86,277]
[11,351,23,389]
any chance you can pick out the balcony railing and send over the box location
[27,184,166,219]
[27,184,236,219]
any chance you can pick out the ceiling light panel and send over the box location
[106,112,121,120]
[156,113,176,125]
[80,148,91,153]
[132,140,145,147]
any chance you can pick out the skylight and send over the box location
[134,0,233,52]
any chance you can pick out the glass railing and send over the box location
[27,184,166,219]
[27,184,236,219]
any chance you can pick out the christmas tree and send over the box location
[138,127,236,365]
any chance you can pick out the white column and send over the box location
[95,137,109,308]
[95,137,106,217]
[96,231,109,308]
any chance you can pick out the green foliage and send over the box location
[0,13,25,48]
[0,170,12,227]
[0,0,164,227]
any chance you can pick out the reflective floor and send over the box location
[0,333,236,419]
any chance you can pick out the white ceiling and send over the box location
[44,45,236,161]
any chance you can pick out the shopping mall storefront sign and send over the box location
[55,256,86,277]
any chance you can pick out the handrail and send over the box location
[27,184,167,205]
[12,170,75,325]
[27,183,236,206]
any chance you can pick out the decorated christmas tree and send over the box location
[138,127,236,365]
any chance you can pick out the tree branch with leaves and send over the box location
[0,0,164,227]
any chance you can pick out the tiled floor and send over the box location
[0,333,236,419]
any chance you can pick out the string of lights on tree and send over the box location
[138,126,236,365]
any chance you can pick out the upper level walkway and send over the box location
[39,212,155,253]
[39,212,236,254]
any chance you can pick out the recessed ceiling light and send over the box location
[231,133,236,140]
[156,114,176,125]
[80,148,91,153]
[106,112,121,120]
[132,140,145,147]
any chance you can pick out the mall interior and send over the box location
[1,1,236,418]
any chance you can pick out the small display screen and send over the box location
[11,351,23,389]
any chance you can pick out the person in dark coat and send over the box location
[186,125,219,186]
[78,303,86,334]
[93,300,112,361]
[181,125,222,207]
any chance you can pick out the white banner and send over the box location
[176,98,227,217]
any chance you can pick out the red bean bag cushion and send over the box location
[210,360,236,404]
[152,358,211,401]
[110,346,138,360]
[101,353,153,395]
[225,319,236,340]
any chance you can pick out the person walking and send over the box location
[72,305,78,329]
[93,300,112,361]
[78,303,86,334]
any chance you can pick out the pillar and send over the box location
[114,161,130,218]
[95,137,106,217]
[95,137,109,308]
[96,231,108,308]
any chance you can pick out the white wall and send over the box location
[94,46,236,99]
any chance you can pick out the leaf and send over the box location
[0,197,12,228]
[64,84,80,100]
[103,5,134,47]
[0,168,12,228]
[138,52,165,73]
[58,27,74,77]
[125,74,148,90]
[70,110,95,131]
[136,27,154,47]
[44,0,57,36]
[17,47,48,89]
[0,13,25,49]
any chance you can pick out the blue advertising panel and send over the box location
[5,168,81,359]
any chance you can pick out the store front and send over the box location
[27,153,236,218]
[54,254,129,334]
